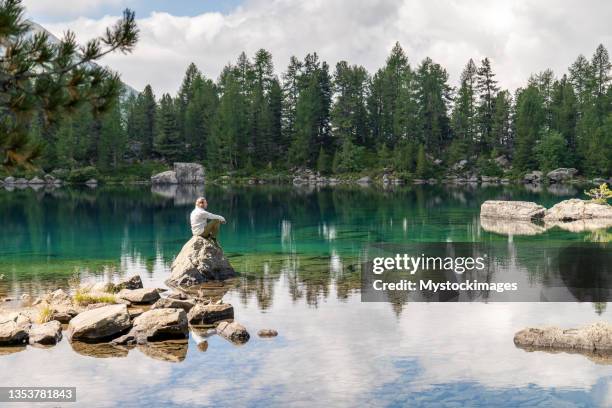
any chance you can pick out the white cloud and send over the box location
[40,0,612,95]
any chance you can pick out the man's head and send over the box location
[196,197,207,209]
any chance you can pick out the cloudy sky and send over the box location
[22,0,612,95]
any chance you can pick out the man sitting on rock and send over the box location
[190,197,226,244]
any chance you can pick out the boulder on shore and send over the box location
[165,236,236,288]
[151,297,195,312]
[117,288,160,304]
[514,322,612,353]
[547,168,578,183]
[151,170,178,185]
[523,171,543,184]
[151,163,205,185]
[0,317,29,346]
[28,321,62,346]
[544,199,612,221]
[480,200,546,220]
[216,321,250,344]
[187,303,234,325]
[67,304,131,342]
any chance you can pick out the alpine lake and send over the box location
[0,182,610,407]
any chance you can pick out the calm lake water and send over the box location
[0,183,610,407]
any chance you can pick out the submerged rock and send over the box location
[257,329,278,338]
[117,288,160,304]
[187,303,234,325]
[480,200,546,220]
[67,304,131,342]
[544,199,612,221]
[547,168,578,183]
[165,236,236,288]
[28,321,62,346]
[514,322,612,354]
[216,321,250,344]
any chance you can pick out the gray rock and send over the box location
[523,171,543,184]
[480,200,546,220]
[0,316,29,345]
[494,155,511,169]
[187,303,233,325]
[151,170,178,185]
[547,168,578,183]
[14,178,28,184]
[216,321,250,344]
[356,176,371,184]
[28,321,62,345]
[112,308,188,345]
[4,176,15,184]
[115,275,143,291]
[173,163,205,184]
[544,199,612,221]
[117,288,160,304]
[151,297,195,312]
[514,322,612,353]
[258,329,278,338]
[85,179,98,187]
[165,236,236,288]
[67,304,131,342]
[28,177,45,185]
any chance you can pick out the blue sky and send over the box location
[26,0,244,23]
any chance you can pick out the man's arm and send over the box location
[201,209,226,223]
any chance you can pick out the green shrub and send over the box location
[67,166,99,183]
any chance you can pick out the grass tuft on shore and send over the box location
[37,305,54,324]
[73,290,117,306]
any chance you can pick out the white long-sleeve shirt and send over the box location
[190,207,226,236]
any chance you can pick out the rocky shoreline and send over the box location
[0,236,277,361]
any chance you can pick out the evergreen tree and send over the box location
[331,61,369,145]
[368,42,410,147]
[450,59,478,160]
[513,86,545,171]
[0,0,138,169]
[415,57,452,155]
[155,94,181,162]
[476,58,499,151]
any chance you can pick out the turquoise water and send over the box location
[0,184,610,407]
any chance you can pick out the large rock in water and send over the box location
[67,304,131,342]
[117,288,160,304]
[544,199,612,221]
[514,322,612,353]
[28,321,62,346]
[166,236,236,288]
[480,200,546,220]
[187,303,234,325]
[112,309,188,345]
[547,168,578,183]
[216,321,250,344]
[0,316,29,346]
